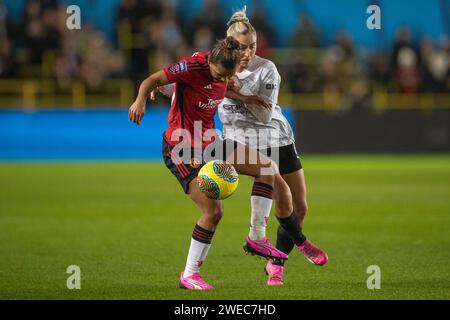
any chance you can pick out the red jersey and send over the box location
[163,52,227,148]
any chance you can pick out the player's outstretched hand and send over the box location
[227,76,242,92]
[128,98,146,125]
[243,95,271,110]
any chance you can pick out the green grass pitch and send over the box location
[0,155,449,300]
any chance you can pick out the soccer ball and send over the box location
[196,160,239,200]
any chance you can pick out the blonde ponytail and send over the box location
[226,6,256,37]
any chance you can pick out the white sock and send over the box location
[183,225,214,277]
[199,243,211,263]
[249,182,273,240]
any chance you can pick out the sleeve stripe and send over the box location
[188,62,208,68]
[188,67,210,72]
[176,83,186,129]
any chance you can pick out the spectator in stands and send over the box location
[395,47,420,93]
[287,14,321,93]
[191,0,226,41]
[320,32,356,91]
[117,0,163,88]
[0,0,7,40]
[41,6,61,52]
[54,38,79,88]
[2,0,448,105]
[147,3,189,71]
[79,25,125,89]
[420,37,449,93]
[117,0,141,32]
[22,0,46,63]
[192,26,214,52]
[319,54,341,94]
[158,3,184,53]
[369,52,392,89]
[391,26,420,93]
[118,0,161,32]
[55,22,125,90]
[291,14,321,48]
[287,57,316,93]
[0,38,14,78]
[248,3,274,56]
[40,0,58,11]
[391,28,420,94]
[21,0,62,64]
[392,27,414,64]
[0,0,15,77]
[334,31,355,62]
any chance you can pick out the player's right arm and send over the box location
[151,83,175,100]
[128,70,169,125]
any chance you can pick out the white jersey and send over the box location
[218,55,295,149]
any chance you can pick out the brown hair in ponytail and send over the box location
[209,36,241,70]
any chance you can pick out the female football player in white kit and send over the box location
[220,7,328,286]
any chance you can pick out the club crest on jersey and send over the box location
[190,157,201,169]
[168,61,187,74]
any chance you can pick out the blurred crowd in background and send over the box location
[0,0,449,108]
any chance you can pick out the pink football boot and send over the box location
[179,272,214,290]
[243,236,289,260]
[264,260,284,286]
[297,239,328,266]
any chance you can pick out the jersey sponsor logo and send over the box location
[198,98,223,110]
[168,61,187,74]
[204,84,213,89]
[265,83,276,90]
[223,104,250,115]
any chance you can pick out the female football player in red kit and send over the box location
[129,37,293,290]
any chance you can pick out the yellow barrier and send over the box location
[0,79,135,108]
[280,92,450,111]
[0,47,448,110]
[0,78,449,110]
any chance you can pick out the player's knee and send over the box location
[203,203,224,226]
[276,189,293,216]
[295,201,308,220]
[256,173,275,186]
[212,203,224,225]
[256,160,280,183]
[266,159,280,177]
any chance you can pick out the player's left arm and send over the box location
[225,68,277,124]
[235,62,280,124]
[258,61,281,106]
[225,89,271,109]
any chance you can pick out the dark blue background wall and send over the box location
[0,108,171,160]
[0,108,295,160]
